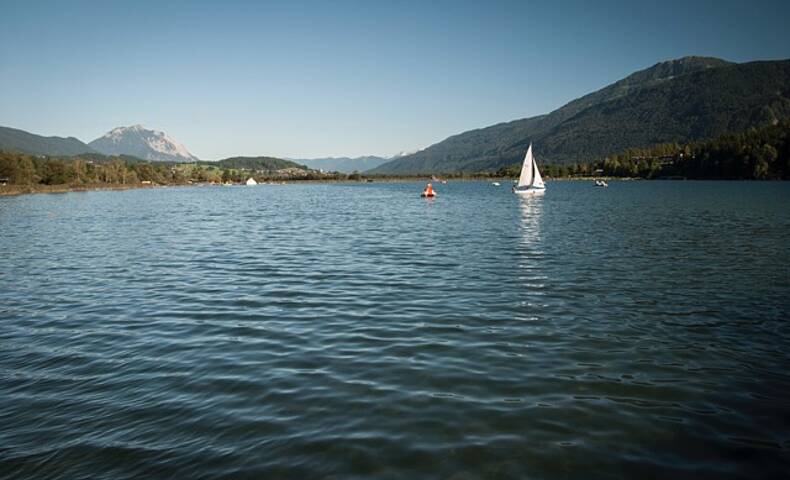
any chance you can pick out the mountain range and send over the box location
[3,56,789,173]
[371,57,790,173]
[0,125,199,163]
[0,125,389,171]
[294,155,408,173]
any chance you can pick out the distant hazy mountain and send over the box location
[294,155,391,173]
[371,56,790,173]
[0,126,96,156]
[89,125,199,162]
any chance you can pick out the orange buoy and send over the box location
[421,183,436,197]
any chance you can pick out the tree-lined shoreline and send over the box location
[2,122,788,197]
[498,121,790,180]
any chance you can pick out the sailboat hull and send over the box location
[513,186,545,195]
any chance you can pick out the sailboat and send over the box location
[512,143,545,195]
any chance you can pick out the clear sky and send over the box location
[2,0,789,159]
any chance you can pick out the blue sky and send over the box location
[1,0,789,159]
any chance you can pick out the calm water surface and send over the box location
[1,181,789,479]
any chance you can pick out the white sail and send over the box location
[517,144,534,187]
[514,143,545,194]
[531,156,545,188]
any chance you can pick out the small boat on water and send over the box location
[245,177,258,186]
[421,183,436,198]
[594,180,608,187]
[492,182,501,187]
[512,144,545,195]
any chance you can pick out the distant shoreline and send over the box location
[0,183,162,197]
[3,176,778,197]
[0,176,621,197]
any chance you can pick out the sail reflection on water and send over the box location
[516,194,547,299]
[517,194,544,250]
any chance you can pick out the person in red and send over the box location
[422,183,435,197]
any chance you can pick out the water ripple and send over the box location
[1,181,789,478]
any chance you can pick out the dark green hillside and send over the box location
[497,120,790,180]
[541,56,732,128]
[540,60,790,163]
[73,152,152,164]
[0,126,96,156]
[371,57,790,174]
[210,156,307,171]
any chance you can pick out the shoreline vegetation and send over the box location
[2,122,788,197]
[0,174,776,198]
[0,176,645,197]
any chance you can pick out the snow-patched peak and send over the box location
[89,125,199,162]
[389,149,421,159]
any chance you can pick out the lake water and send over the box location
[1,180,789,479]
